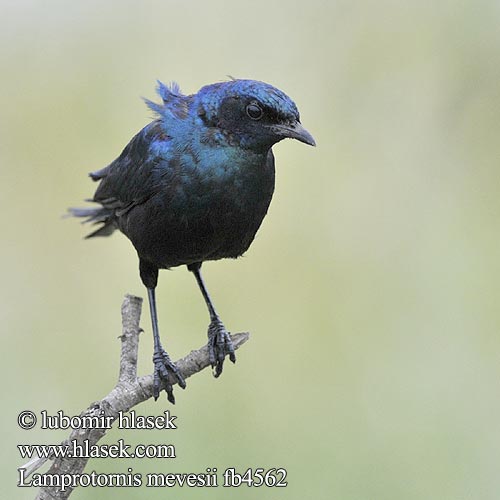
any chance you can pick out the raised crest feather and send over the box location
[144,80,187,118]
[157,80,183,102]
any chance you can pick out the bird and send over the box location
[69,78,315,404]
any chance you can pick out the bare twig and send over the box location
[18,294,249,499]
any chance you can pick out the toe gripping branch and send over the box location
[152,348,186,404]
[208,318,236,377]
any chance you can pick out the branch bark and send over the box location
[19,294,249,499]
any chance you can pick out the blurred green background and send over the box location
[2,0,500,498]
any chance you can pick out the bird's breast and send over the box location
[124,148,276,268]
[187,149,275,241]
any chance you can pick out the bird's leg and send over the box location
[146,288,186,403]
[188,262,236,377]
[141,260,186,403]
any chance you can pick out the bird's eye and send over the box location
[246,103,263,120]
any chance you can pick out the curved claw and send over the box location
[207,319,236,378]
[152,349,186,403]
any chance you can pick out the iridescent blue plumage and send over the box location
[69,78,315,403]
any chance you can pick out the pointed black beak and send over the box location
[270,121,316,146]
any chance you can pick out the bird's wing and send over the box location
[91,120,173,215]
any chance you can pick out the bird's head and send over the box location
[195,79,315,151]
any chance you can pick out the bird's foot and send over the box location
[208,318,236,377]
[152,349,186,404]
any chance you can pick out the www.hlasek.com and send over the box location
[18,438,176,460]
[17,409,288,490]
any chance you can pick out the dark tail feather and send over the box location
[84,222,116,238]
[67,205,117,238]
